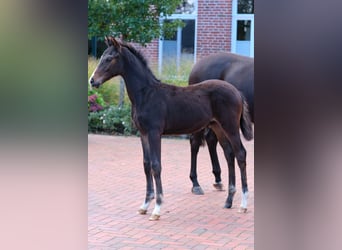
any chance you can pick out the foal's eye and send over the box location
[105,57,113,62]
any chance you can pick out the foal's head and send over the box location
[89,36,123,88]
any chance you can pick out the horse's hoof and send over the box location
[224,203,232,209]
[138,208,147,214]
[223,201,233,208]
[192,186,204,195]
[213,183,224,191]
[238,207,247,213]
[149,214,160,221]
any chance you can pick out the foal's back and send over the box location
[156,79,243,135]
[160,79,242,107]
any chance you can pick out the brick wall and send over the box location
[196,0,232,60]
[133,39,159,67]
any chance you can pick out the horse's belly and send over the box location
[163,112,211,135]
[163,124,207,135]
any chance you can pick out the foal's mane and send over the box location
[120,42,161,84]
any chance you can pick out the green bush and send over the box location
[88,88,106,106]
[88,105,138,136]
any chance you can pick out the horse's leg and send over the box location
[147,130,163,221]
[205,129,224,191]
[227,135,248,213]
[218,123,249,213]
[189,130,205,195]
[220,142,236,208]
[138,135,155,215]
[209,123,237,208]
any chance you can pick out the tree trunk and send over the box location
[118,77,125,108]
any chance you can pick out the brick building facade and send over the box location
[196,0,232,58]
[137,0,253,71]
[89,0,253,70]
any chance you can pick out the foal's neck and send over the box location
[120,48,159,106]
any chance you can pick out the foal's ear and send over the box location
[111,37,121,50]
[104,36,110,47]
[105,36,121,50]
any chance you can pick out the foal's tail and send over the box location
[240,100,254,141]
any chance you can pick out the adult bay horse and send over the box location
[89,37,253,221]
[188,52,254,195]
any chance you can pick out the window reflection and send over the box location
[237,20,251,41]
[238,0,254,14]
[175,0,196,14]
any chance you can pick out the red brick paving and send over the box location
[88,134,254,249]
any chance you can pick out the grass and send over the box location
[88,55,195,105]
[157,54,195,86]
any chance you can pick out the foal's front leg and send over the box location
[147,131,163,221]
[138,135,155,215]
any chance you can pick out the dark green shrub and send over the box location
[88,105,138,135]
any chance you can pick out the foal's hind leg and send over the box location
[219,142,237,207]
[210,122,248,212]
[205,129,224,191]
[190,130,205,195]
[209,123,237,208]
[225,133,248,213]
[138,135,155,215]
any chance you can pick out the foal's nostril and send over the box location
[90,78,94,84]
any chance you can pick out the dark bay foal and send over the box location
[89,37,253,220]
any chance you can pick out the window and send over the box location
[232,0,254,57]
[158,0,197,75]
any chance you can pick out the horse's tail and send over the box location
[240,99,253,141]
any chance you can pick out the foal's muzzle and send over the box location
[89,77,100,88]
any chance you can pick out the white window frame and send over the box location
[231,0,254,57]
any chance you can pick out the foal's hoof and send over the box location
[224,202,233,209]
[149,214,160,221]
[138,208,147,215]
[213,183,224,191]
[238,207,248,213]
[192,186,204,195]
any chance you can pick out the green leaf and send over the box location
[88,0,183,44]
